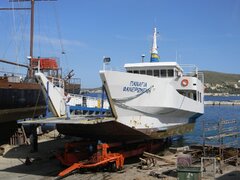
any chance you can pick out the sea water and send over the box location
[183,96,240,146]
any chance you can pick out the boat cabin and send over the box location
[124,62,183,78]
[32,57,61,78]
[125,62,203,103]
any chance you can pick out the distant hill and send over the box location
[202,71,240,84]
[81,71,240,94]
[202,71,240,94]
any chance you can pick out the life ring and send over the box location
[181,79,188,87]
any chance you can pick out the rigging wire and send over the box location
[32,88,42,118]
[36,2,42,56]
[11,0,20,73]
[0,4,14,74]
[20,4,29,66]
[8,1,28,75]
[16,0,28,68]
[53,2,70,76]
[41,2,56,57]
[0,9,11,59]
[53,2,65,55]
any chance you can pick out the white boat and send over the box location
[33,28,204,141]
[34,72,110,117]
[99,28,204,133]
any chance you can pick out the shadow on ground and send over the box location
[0,158,61,177]
[0,137,82,178]
[216,171,240,180]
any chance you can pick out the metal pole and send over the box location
[29,0,35,78]
[0,8,30,10]
[0,59,29,69]
[141,54,145,63]
[45,81,49,117]
[101,85,104,117]
[203,120,206,157]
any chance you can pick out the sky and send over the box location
[0,0,240,88]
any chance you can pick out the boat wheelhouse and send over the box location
[124,62,204,104]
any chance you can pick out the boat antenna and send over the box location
[103,56,111,70]
[150,27,160,62]
[176,50,178,62]
[141,54,145,63]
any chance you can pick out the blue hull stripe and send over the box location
[70,106,109,112]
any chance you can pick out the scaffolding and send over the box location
[202,119,239,174]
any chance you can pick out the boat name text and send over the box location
[123,81,151,93]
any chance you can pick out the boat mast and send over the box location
[29,0,35,78]
[27,0,57,77]
[150,27,160,62]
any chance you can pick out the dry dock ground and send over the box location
[0,131,239,180]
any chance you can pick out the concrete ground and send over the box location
[0,131,239,180]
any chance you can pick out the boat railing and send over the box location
[102,65,125,72]
[180,64,204,83]
[0,70,26,78]
[65,78,81,94]
[69,93,109,109]
[0,70,28,83]
[66,77,81,85]
[47,75,64,88]
[102,63,204,83]
[197,72,204,83]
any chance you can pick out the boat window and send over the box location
[193,91,197,101]
[140,70,145,74]
[43,70,49,77]
[177,90,197,101]
[200,92,202,103]
[153,70,159,77]
[147,70,152,75]
[160,69,167,77]
[51,70,57,77]
[175,69,178,77]
[133,70,139,74]
[189,92,194,99]
[168,69,174,77]
[127,70,132,73]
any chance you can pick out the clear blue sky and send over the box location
[0,0,240,88]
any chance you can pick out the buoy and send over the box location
[181,79,188,87]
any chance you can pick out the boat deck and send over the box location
[19,115,195,141]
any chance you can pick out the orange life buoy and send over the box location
[181,79,188,87]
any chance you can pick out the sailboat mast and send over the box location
[29,0,35,78]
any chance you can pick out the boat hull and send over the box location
[56,119,196,141]
[0,77,46,123]
[56,120,150,141]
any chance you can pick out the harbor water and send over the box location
[183,96,240,146]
